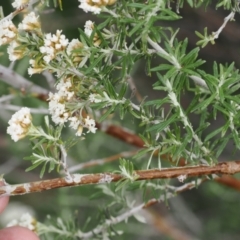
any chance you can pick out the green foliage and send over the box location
[24,116,70,178]
[1,0,240,239]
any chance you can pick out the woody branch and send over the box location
[1,160,240,197]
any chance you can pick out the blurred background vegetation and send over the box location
[1,1,240,239]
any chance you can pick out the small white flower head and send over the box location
[56,77,75,100]
[28,59,45,76]
[0,20,17,46]
[66,39,84,64]
[84,116,97,133]
[84,20,94,37]
[7,107,32,142]
[69,114,97,136]
[48,92,70,125]
[79,0,102,14]
[28,68,36,76]
[18,12,41,31]
[68,116,84,136]
[48,76,75,125]
[79,0,116,14]
[67,39,84,55]
[7,40,26,61]
[69,116,81,130]
[40,30,69,63]
[7,213,37,232]
[84,20,101,46]
[12,0,29,9]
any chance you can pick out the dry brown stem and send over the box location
[1,161,240,197]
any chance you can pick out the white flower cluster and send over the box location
[7,213,36,232]
[0,12,41,62]
[69,115,97,136]
[78,0,117,14]
[83,115,97,134]
[48,80,73,125]
[7,41,21,61]
[28,59,45,75]
[0,20,17,46]
[12,0,29,9]
[84,20,94,37]
[66,38,85,64]
[40,30,69,63]
[2,13,98,136]
[7,107,32,142]
[1,13,92,65]
[18,12,41,31]
[48,78,97,135]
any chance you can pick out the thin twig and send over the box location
[0,104,49,114]
[0,65,48,95]
[72,177,208,239]
[67,150,137,173]
[0,95,15,103]
[127,75,143,103]
[215,174,240,190]
[0,0,39,23]
[42,71,56,92]
[147,209,194,240]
